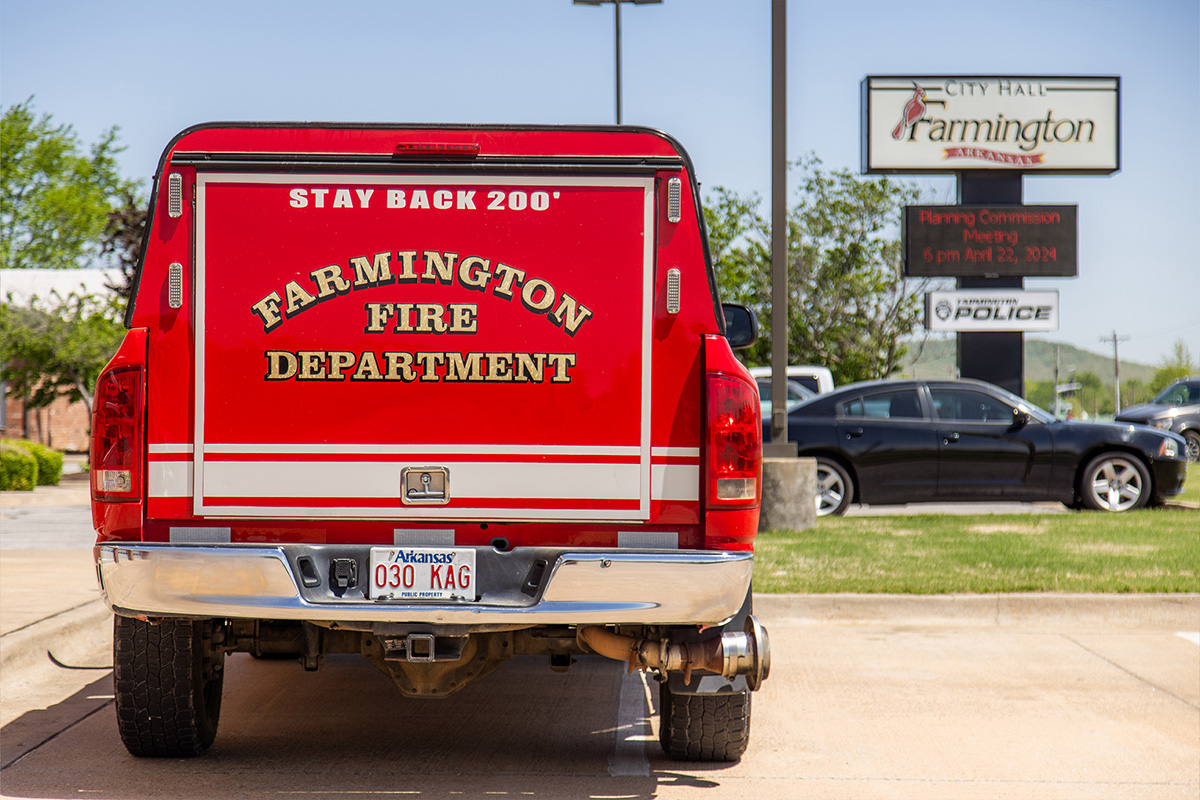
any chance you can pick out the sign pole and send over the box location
[956,171,1025,397]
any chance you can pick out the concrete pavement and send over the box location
[1,478,111,740]
[2,483,1198,798]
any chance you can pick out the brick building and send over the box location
[1,393,92,452]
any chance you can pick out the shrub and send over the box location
[0,442,38,491]
[16,440,64,485]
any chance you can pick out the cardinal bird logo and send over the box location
[892,84,928,140]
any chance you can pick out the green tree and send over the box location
[0,290,126,416]
[1,99,139,270]
[1073,370,1113,418]
[1121,377,1147,408]
[705,155,927,384]
[1026,379,1054,411]
[100,189,148,301]
[1149,339,1197,394]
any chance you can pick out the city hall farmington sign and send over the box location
[862,76,1120,174]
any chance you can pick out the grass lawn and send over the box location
[754,465,1199,595]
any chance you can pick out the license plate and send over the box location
[369,547,476,601]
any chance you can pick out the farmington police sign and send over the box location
[925,289,1059,333]
[862,76,1120,174]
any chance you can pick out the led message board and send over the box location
[903,204,1078,277]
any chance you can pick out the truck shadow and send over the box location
[1,655,737,799]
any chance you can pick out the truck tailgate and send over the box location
[193,172,658,521]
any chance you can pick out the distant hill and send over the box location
[900,336,1157,387]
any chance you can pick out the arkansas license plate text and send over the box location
[369,547,476,600]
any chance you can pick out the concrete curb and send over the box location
[755,592,1200,630]
[0,600,113,677]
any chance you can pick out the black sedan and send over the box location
[765,379,1189,516]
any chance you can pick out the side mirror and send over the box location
[1012,407,1030,428]
[722,304,758,350]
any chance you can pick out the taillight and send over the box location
[92,366,143,502]
[706,373,762,507]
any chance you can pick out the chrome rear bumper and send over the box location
[95,543,753,626]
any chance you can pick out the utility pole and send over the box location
[1100,330,1130,414]
[1054,346,1060,419]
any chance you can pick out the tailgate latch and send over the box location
[401,467,450,505]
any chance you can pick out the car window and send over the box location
[841,389,923,419]
[1153,380,1199,406]
[931,388,1015,422]
[757,378,815,417]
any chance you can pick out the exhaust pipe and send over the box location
[577,615,770,690]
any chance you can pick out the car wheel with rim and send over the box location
[1183,430,1200,463]
[815,457,853,517]
[1079,452,1151,512]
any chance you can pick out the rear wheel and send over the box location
[659,681,750,762]
[1079,453,1151,512]
[114,616,225,757]
[815,457,853,517]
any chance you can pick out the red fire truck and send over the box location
[92,124,769,761]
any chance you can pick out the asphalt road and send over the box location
[2,494,1198,800]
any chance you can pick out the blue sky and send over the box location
[2,0,1196,368]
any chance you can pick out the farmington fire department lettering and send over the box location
[250,249,594,337]
[264,350,577,384]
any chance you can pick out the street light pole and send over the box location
[615,1,622,123]
[574,0,662,125]
[767,0,793,456]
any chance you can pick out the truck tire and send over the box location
[114,615,225,757]
[658,681,751,762]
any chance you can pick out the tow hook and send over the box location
[577,615,771,690]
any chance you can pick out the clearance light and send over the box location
[168,263,183,309]
[666,177,682,223]
[666,268,681,314]
[167,172,183,218]
[394,143,481,157]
